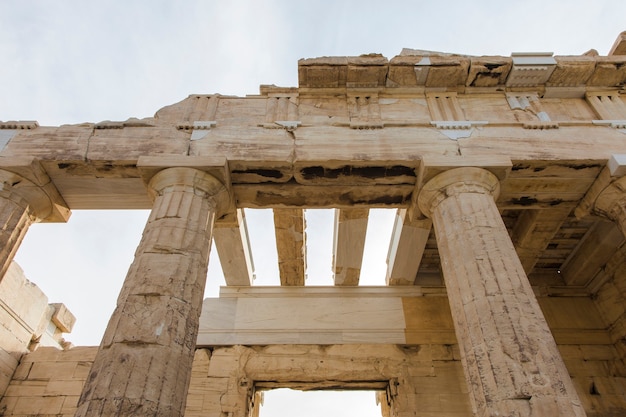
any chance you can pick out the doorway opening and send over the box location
[256,387,388,417]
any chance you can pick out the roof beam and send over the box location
[386,209,431,285]
[511,207,573,274]
[333,208,369,286]
[273,208,306,286]
[561,219,625,287]
[213,209,255,286]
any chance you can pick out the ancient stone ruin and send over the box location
[2,32,626,416]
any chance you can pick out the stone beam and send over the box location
[385,209,431,285]
[213,209,255,286]
[575,156,625,220]
[5,114,626,211]
[511,207,573,274]
[418,167,585,417]
[560,220,625,287]
[332,208,369,286]
[593,243,626,346]
[273,208,306,286]
[594,175,626,238]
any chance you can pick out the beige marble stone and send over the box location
[2,31,626,417]
[333,208,368,285]
[197,286,455,346]
[0,262,75,398]
[386,209,431,285]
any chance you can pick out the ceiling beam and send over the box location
[386,209,431,285]
[273,208,306,286]
[213,209,255,286]
[333,208,369,286]
[560,219,625,287]
[511,207,573,274]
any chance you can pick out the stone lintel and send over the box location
[198,286,454,346]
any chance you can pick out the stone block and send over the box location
[549,56,596,86]
[12,395,64,414]
[414,393,442,411]
[28,361,78,380]
[0,395,18,414]
[50,303,76,333]
[8,359,31,381]
[0,348,19,390]
[406,363,435,377]
[44,379,85,396]
[62,395,80,414]
[4,380,48,397]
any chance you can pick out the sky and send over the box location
[1,1,625,415]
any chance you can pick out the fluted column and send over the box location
[0,170,55,282]
[594,176,626,237]
[418,167,585,417]
[76,167,229,417]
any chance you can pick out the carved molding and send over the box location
[0,121,38,130]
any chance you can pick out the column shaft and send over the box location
[0,194,33,281]
[76,167,227,417]
[419,168,585,417]
[0,170,56,282]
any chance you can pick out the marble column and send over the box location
[76,167,229,417]
[418,167,585,417]
[594,176,626,237]
[0,170,54,282]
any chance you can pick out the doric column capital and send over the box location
[594,176,626,235]
[148,167,230,217]
[0,169,54,220]
[417,167,500,218]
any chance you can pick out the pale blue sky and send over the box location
[2,2,624,415]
